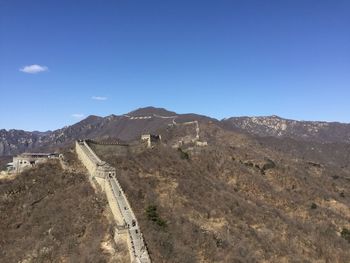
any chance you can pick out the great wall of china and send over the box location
[1,113,208,261]
[124,113,207,147]
[66,114,205,262]
[123,113,200,139]
[75,140,151,263]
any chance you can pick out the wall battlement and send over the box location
[75,140,151,263]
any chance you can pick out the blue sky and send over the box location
[0,0,349,131]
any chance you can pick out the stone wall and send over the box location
[75,141,116,178]
[75,141,99,176]
[75,140,151,263]
[104,179,125,226]
[88,141,147,158]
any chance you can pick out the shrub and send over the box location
[145,205,167,228]
[178,148,189,160]
[311,203,317,209]
[341,228,350,243]
[244,161,254,167]
[262,159,276,171]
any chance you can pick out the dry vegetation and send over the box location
[0,156,11,171]
[0,155,127,263]
[94,124,350,263]
[2,119,350,263]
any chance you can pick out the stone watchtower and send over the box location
[95,161,116,179]
[141,134,161,148]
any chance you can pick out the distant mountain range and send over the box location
[222,115,350,143]
[1,107,350,156]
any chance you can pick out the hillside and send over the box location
[92,123,350,262]
[1,107,350,262]
[0,156,129,263]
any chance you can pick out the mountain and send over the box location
[2,107,350,262]
[0,107,214,156]
[222,115,350,143]
[128,106,177,117]
[1,107,350,156]
[0,129,43,156]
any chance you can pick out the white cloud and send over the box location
[71,113,85,119]
[20,64,48,74]
[92,96,107,101]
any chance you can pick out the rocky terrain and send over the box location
[223,115,350,143]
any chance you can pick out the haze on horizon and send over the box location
[1,0,349,131]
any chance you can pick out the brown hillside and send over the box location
[94,126,350,262]
[0,157,128,263]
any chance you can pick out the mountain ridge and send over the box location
[1,106,350,156]
[223,115,350,143]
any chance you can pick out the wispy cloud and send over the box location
[92,96,107,101]
[20,64,48,74]
[71,113,85,119]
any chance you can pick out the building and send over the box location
[141,134,161,148]
[9,152,60,173]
